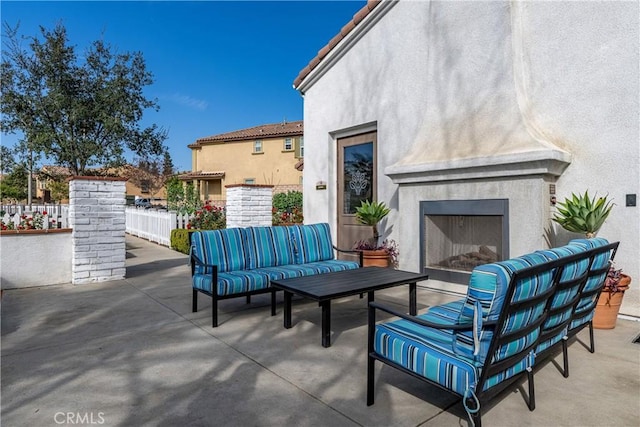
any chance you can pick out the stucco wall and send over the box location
[0,230,72,288]
[299,1,639,309]
[193,137,302,195]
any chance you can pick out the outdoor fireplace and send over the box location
[420,199,509,284]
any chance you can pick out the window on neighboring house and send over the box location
[283,137,293,151]
[244,178,256,184]
[140,180,150,194]
[295,137,304,158]
[254,140,263,153]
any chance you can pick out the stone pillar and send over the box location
[69,177,127,284]
[225,184,273,228]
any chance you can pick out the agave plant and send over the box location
[552,191,614,238]
[354,200,390,247]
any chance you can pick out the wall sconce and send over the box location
[315,181,327,190]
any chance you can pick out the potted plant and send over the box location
[353,200,398,267]
[552,191,614,238]
[593,265,632,329]
[552,190,631,328]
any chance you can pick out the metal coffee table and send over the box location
[270,267,429,347]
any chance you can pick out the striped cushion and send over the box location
[535,244,589,352]
[191,229,247,274]
[193,270,270,296]
[374,320,477,395]
[245,226,296,269]
[254,260,360,280]
[456,254,551,363]
[374,316,530,394]
[567,238,612,330]
[289,223,335,263]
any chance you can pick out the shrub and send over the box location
[170,228,198,254]
[272,191,303,225]
[187,201,226,230]
[273,190,302,212]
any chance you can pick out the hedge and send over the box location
[170,229,199,254]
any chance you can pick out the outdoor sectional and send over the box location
[190,223,362,327]
[367,238,618,427]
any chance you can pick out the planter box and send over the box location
[0,229,72,288]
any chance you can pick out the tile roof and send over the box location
[177,171,225,180]
[293,0,381,89]
[190,120,303,147]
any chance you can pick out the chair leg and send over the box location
[562,337,569,378]
[588,321,595,353]
[212,294,218,328]
[471,410,482,427]
[527,367,536,411]
[246,295,251,304]
[192,289,198,312]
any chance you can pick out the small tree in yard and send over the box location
[0,22,168,176]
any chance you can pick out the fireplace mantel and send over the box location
[385,149,571,184]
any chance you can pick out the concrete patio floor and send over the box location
[2,235,639,427]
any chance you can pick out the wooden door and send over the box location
[336,132,377,260]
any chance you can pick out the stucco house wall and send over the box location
[296,1,639,312]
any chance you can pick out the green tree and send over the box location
[0,22,167,175]
[0,145,16,174]
[162,150,174,176]
[166,176,200,214]
[0,164,28,202]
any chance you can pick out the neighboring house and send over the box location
[293,0,639,311]
[182,120,304,202]
[36,165,167,203]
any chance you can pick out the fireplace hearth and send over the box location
[420,199,509,284]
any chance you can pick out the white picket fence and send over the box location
[0,204,70,229]
[125,207,194,247]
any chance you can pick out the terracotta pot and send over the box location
[593,274,631,329]
[362,249,390,268]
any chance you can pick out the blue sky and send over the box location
[1,0,366,172]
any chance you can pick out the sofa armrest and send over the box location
[190,252,218,277]
[333,245,364,267]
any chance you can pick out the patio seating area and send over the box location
[2,234,639,426]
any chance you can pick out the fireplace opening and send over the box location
[420,199,509,284]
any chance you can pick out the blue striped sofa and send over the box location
[367,238,618,427]
[190,223,361,327]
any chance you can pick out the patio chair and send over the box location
[367,248,601,427]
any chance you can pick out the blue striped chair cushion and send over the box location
[456,254,552,364]
[534,243,589,352]
[193,270,270,296]
[253,260,360,281]
[374,316,531,394]
[245,226,296,269]
[191,229,247,274]
[567,238,612,330]
[289,223,335,264]
[423,299,465,323]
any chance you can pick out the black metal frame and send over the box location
[190,242,363,328]
[367,243,617,427]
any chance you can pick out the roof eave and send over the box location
[294,0,394,94]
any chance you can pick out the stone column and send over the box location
[69,177,127,284]
[225,184,273,228]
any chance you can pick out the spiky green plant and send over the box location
[355,200,391,247]
[552,191,614,237]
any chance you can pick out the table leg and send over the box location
[409,282,417,315]
[321,300,331,348]
[284,291,292,329]
[367,291,374,305]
